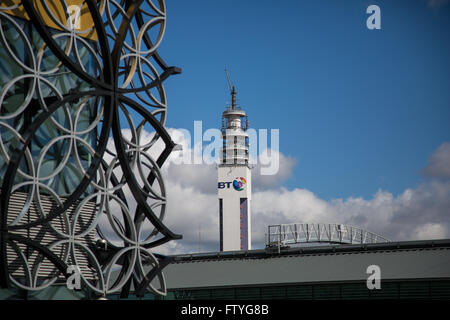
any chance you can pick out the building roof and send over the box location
[160,239,450,290]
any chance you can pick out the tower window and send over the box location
[239,198,248,250]
[219,199,223,252]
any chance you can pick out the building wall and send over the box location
[163,246,450,290]
[122,241,450,300]
[218,165,252,251]
[138,279,450,300]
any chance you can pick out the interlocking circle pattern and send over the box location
[0,0,181,297]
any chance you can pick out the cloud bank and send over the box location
[156,133,450,254]
[103,130,450,255]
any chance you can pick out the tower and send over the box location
[218,70,252,251]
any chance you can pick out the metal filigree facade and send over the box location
[0,0,181,298]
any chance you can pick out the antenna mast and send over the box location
[225,68,236,110]
[225,68,232,92]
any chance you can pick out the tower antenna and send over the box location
[224,68,236,110]
[225,68,233,93]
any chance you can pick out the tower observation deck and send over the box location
[221,82,249,166]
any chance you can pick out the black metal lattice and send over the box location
[0,0,181,298]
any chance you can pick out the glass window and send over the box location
[0,14,98,198]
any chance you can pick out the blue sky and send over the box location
[157,0,450,201]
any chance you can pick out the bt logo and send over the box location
[233,177,246,191]
[218,177,247,191]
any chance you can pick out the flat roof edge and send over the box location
[168,239,450,263]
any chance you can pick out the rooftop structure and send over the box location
[266,223,391,249]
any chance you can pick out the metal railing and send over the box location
[266,223,390,248]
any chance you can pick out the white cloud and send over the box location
[158,128,298,253]
[161,179,450,254]
[244,182,450,249]
[250,188,330,244]
[414,223,448,240]
[427,0,450,8]
[164,163,217,194]
[423,142,450,178]
[252,152,297,190]
[157,182,219,253]
[160,134,450,254]
[102,130,450,255]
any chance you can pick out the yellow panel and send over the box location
[2,0,97,41]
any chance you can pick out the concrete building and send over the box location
[113,239,450,300]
